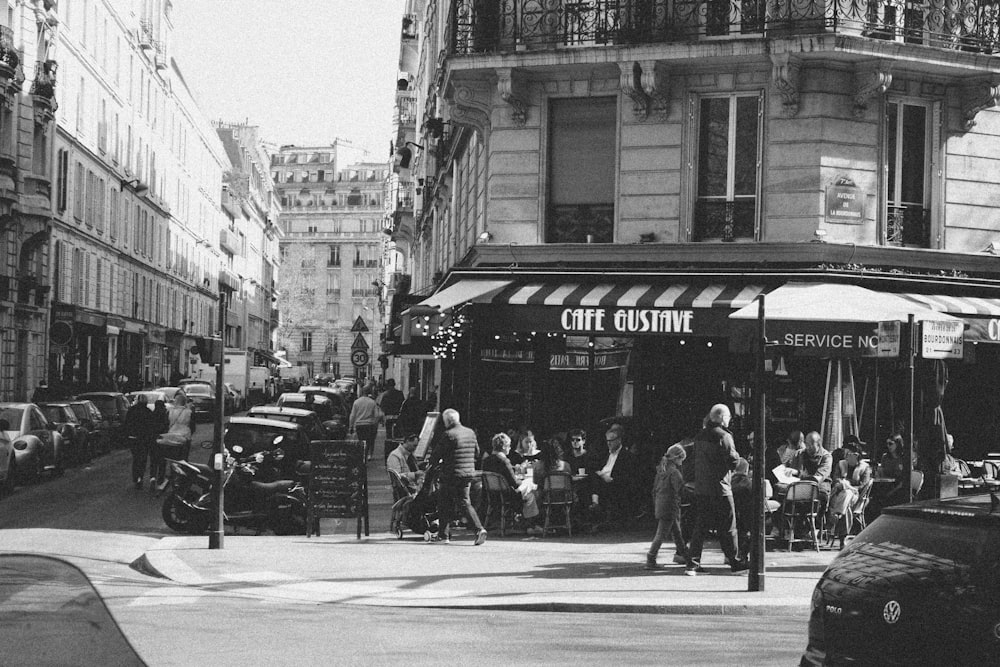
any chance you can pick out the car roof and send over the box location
[883,492,1000,527]
[248,406,314,417]
[0,402,32,408]
[279,393,331,404]
[226,417,303,430]
[37,402,72,407]
[75,392,123,398]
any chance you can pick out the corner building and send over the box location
[388,1,1000,484]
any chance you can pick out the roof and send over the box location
[883,492,1000,526]
[75,392,124,398]
[226,417,303,430]
[279,393,332,404]
[247,406,314,417]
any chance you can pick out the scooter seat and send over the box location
[251,479,296,495]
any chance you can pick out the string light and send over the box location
[431,311,471,359]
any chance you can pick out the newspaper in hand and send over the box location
[772,464,799,485]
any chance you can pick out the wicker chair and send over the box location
[540,471,574,536]
[481,471,517,537]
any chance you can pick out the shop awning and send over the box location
[896,292,1000,343]
[251,347,282,365]
[412,279,513,312]
[492,282,766,309]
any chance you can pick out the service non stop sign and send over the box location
[351,349,369,368]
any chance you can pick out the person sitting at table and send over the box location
[827,439,872,546]
[939,433,962,477]
[386,433,424,497]
[533,437,570,482]
[563,428,596,475]
[778,430,805,467]
[482,432,538,528]
[788,431,833,512]
[508,429,540,467]
[589,422,638,526]
[879,433,906,480]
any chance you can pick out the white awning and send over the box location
[412,279,513,313]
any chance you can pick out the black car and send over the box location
[75,392,130,448]
[181,382,216,421]
[66,399,112,456]
[801,492,1000,666]
[37,403,91,463]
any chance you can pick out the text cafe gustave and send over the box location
[473,305,724,336]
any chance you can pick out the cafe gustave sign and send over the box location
[561,307,694,334]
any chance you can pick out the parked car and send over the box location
[37,402,92,464]
[180,382,216,421]
[246,405,341,441]
[801,491,1000,666]
[65,399,112,456]
[296,386,349,418]
[125,390,171,409]
[75,392,130,448]
[223,382,242,413]
[222,417,311,469]
[0,402,65,481]
[0,427,13,495]
[179,378,216,391]
[157,386,186,404]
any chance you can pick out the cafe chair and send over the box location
[982,461,1000,491]
[910,470,925,498]
[540,471,574,537]
[956,459,985,494]
[780,481,821,553]
[481,471,517,537]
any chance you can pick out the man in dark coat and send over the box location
[376,379,406,438]
[124,395,158,490]
[589,422,638,524]
[686,403,748,574]
[429,408,487,545]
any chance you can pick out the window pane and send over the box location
[734,96,758,196]
[901,104,926,204]
[549,97,616,205]
[698,98,730,198]
[887,102,898,200]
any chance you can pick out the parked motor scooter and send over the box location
[161,438,307,535]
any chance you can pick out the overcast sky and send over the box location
[171,0,405,158]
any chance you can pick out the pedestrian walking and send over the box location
[645,443,693,570]
[349,387,383,462]
[123,395,157,490]
[428,408,487,545]
[686,404,748,574]
[149,399,169,491]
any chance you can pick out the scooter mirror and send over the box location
[272,435,285,446]
[231,445,244,454]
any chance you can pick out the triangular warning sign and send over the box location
[351,333,369,350]
[351,316,369,332]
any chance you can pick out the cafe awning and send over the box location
[896,291,1000,343]
[490,282,766,309]
[411,278,513,313]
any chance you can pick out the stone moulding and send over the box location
[854,62,893,118]
[447,82,492,135]
[959,80,1000,131]
[495,67,528,126]
[620,61,669,122]
[770,53,800,117]
[619,61,649,120]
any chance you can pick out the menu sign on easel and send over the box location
[306,440,369,539]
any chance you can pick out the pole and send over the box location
[749,294,766,592]
[907,313,916,504]
[209,292,227,550]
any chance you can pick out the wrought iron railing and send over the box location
[546,203,614,243]
[452,0,1000,53]
[886,203,931,247]
[693,198,757,241]
[29,60,56,99]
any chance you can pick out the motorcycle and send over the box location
[161,438,307,536]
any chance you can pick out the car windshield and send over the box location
[0,407,22,429]
[184,385,212,396]
[849,514,1000,567]
[68,404,89,421]
[224,424,293,453]
[159,388,180,400]
[40,406,70,423]
[82,397,117,417]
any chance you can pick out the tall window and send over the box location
[56,149,69,212]
[547,97,616,243]
[328,245,340,266]
[694,93,761,242]
[885,99,933,248]
[301,331,313,352]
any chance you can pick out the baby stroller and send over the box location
[389,463,439,540]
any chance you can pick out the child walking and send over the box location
[645,444,693,572]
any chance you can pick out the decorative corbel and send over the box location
[495,67,528,126]
[854,62,892,118]
[447,82,492,136]
[770,53,800,117]
[959,80,1000,131]
[638,60,669,121]
[619,62,649,120]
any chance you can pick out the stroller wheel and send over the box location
[423,530,432,542]
[396,526,404,540]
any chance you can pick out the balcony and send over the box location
[886,204,931,247]
[451,0,1000,54]
[693,199,757,242]
[0,26,19,88]
[30,60,57,124]
[219,227,239,254]
[545,203,614,243]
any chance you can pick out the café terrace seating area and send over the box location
[450,0,1000,55]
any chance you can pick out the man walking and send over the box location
[376,379,405,438]
[429,408,487,545]
[686,403,748,574]
[349,387,383,462]
[124,394,157,489]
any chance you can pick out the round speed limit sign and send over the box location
[351,349,369,368]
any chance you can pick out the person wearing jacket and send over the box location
[349,387,384,462]
[686,404,748,574]
[645,443,692,570]
[428,408,487,545]
[124,395,158,490]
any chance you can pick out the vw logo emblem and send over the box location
[883,600,901,624]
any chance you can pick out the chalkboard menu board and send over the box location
[306,440,369,538]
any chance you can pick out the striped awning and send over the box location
[490,282,767,309]
[897,293,1000,317]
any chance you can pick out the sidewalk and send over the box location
[138,427,838,615]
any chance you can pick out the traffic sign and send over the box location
[351,333,369,350]
[351,349,369,368]
[351,316,369,332]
